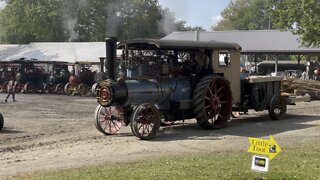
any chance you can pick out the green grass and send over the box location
[10,141,320,180]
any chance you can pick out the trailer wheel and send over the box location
[269,94,287,120]
[193,75,232,129]
[130,103,161,140]
[0,113,4,131]
[94,105,124,135]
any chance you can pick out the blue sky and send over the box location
[158,0,230,30]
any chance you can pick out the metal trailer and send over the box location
[94,38,288,140]
[233,76,287,120]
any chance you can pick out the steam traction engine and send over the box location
[64,62,97,97]
[7,59,49,93]
[95,38,287,140]
[43,61,70,94]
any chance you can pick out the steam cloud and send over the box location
[62,0,88,42]
[158,9,176,35]
[105,1,121,37]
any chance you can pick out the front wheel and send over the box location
[94,105,124,135]
[193,75,232,129]
[130,103,161,140]
[269,94,287,120]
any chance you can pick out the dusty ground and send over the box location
[0,94,320,177]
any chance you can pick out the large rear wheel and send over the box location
[78,83,91,97]
[64,83,76,96]
[23,82,36,93]
[130,103,161,140]
[193,75,232,129]
[55,83,65,95]
[94,105,124,135]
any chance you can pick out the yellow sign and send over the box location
[248,135,281,160]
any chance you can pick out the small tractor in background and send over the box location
[94,38,287,140]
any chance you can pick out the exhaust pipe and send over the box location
[105,37,117,81]
[99,57,105,73]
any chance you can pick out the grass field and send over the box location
[10,139,320,180]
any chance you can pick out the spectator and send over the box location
[5,77,17,102]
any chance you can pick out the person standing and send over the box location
[5,77,16,102]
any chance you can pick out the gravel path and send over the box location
[0,94,319,177]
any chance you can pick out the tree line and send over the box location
[0,0,203,44]
[1,0,319,46]
[212,0,320,47]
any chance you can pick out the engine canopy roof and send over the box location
[118,39,241,51]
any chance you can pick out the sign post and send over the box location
[248,135,281,172]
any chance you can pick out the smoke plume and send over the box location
[158,9,176,35]
[105,1,121,38]
[62,0,88,42]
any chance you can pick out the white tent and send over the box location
[0,42,106,63]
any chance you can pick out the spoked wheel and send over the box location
[130,103,161,140]
[94,105,124,135]
[91,83,98,96]
[0,84,4,93]
[0,113,3,131]
[64,83,76,96]
[78,83,91,97]
[43,84,54,94]
[23,82,36,94]
[193,75,232,129]
[14,82,22,93]
[269,94,287,120]
[2,81,9,93]
[55,83,64,95]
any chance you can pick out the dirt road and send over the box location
[0,94,320,177]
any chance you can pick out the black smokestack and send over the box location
[105,37,117,80]
[99,57,105,73]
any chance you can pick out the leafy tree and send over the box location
[212,0,272,31]
[0,0,201,43]
[271,0,320,47]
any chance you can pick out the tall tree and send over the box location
[271,0,320,47]
[212,0,272,31]
[0,0,176,43]
[0,0,201,43]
